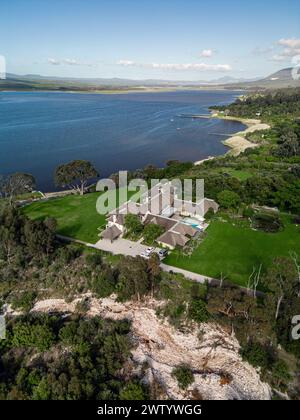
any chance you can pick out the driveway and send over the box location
[95,237,151,257]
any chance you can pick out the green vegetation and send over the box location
[54,159,98,195]
[143,223,165,245]
[22,188,132,243]
[165,215,300,286]
[0,315,135,400]
[22,192,105,243]
[172,365,194,390]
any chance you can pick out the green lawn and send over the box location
[222,169,254,181]
[22,189,130,244]
[165,216,300,287]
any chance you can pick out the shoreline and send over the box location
[194,114,270,165]
[0,86,244,95]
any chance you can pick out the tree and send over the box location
[1,173,36,205]
[117,257,150,301]
[188,299,210,323]
[143,223,164,245]
[264,257,298,321]
[147,253,161,296]
[54,160,98,195]
[217,190,241,210]
[124,214,144,236]
[119,382,147,400]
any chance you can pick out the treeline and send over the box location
[210,88,300,121]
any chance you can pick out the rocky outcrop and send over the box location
[30,296,271,400]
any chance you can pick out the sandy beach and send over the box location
[195,116,270,164]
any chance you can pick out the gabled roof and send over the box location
[108,214,126,226]
[144,214,177,231]
[100,225,122,240]
[172,222,198,237]
[157,231,189,248]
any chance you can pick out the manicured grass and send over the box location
[22,189,130,244]
[165,216,300,287]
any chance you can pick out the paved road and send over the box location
[94,237,150,257]
[57,234,261,294]
[160,263,213,284]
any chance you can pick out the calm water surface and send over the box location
[0,90,245,191]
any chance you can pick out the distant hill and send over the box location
[222,68,300,90]
[0,68,299,92]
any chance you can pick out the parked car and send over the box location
[145,247,155,256]
[158,249,168,260]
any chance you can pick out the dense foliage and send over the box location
[0,315,140,400]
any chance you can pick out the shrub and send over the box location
[119,381,148,400]
[91,267,116,298]
[143,224,164,245]
[85,252,102,268]
[243,206,255,219]
[172,365,194,390]
[11,291,37,312]
[240,342,274,372]
[217,190,241,210]
[205,208,215,220]
[252,213,283,233]
[188,299,210,323]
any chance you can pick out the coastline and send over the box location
[194,115,270,165]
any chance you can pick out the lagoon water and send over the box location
[0,90,245,191]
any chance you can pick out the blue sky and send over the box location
[1,0,300,80]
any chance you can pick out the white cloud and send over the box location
[48,58,61,65]
[117,60,135,66]
[199,49,213,58]
[271,38,300,62]
[272,54,287,62]
[117,60,231,72]
[48,57,94,66]
[278,38,300,49]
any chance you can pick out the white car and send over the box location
[146,247,155,256]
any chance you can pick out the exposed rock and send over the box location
[30,296,271,400]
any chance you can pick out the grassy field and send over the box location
[22,189,129,244]
[165,216,300,287]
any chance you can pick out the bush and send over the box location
[240,342,274,372]
[85,252,102,268]
[252,213,283,233]
[217,190,241,210]
[143,224,164,245]
[243,206,255,219]
[91,267,116,298]
[205,208,215,220]
[271,360,291,391]
[292,215,300,225]
[11,291,37,312]
[119,381,148,400]
[188,299,210,323]
[172,365,194,390]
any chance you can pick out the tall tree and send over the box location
[1,173,36,205]
[264,257,298,321]
[54,160,98,195]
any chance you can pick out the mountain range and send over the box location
[0,68,299,92]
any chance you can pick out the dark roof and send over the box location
[100,225,122,240]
